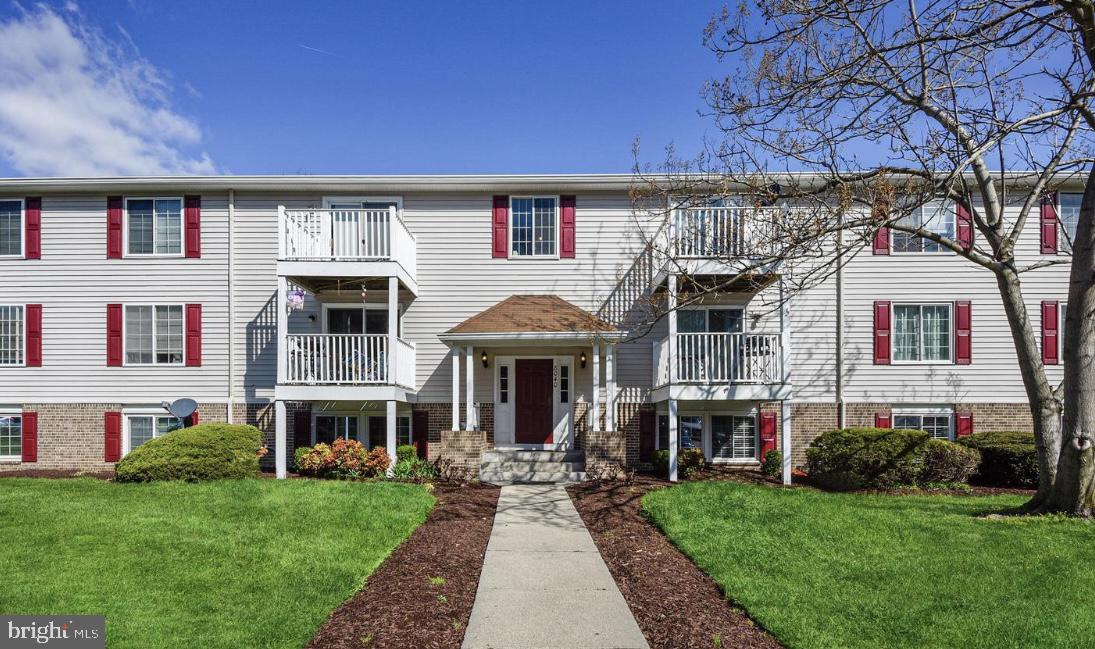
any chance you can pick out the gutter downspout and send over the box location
[835,212,845,428]
[227,188,236,423]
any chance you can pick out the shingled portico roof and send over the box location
[441,295,621,342]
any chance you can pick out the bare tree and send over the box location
[624,0,1095,514]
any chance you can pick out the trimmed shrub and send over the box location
[392,457,437,482]
[114,423,263,482]
[651,447,706,479]
[805,428,930,490]
[762,450,783,477]
[920,439,980,484]
[958,431,1039,488]
[296,439,391,479]
[652,449,669,477]
[396,444,418,463]
[293,445,311,472]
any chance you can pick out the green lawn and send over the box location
[642,482,1095,649]
[0,478,433,649]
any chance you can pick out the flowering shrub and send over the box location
[296,439,390,479]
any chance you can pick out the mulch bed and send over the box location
[308,483,500,649]
[567,476,783,649]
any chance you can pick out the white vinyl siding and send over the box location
[510,197,557,257]
[127,198,183,256]
[0,305,24,366]
[0,413,21,459]
[0,199,23,258]
[1059,193,1081,252]
[125,305,184,365]
[893,199,954,253]
[126,414,183,451]
[893,303,951,363]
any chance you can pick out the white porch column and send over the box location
[276,275,288,385]
[605,343,616,431]
[386,400,398,472]
[465,344,476,430]
[591,342,601,433]
[387,276,398,383]
[274,400,287,479]
[667,274,678,383]
[451,348,461,430]
[668,398,679,482]
[781,400,792,485]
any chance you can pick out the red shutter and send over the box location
[956,412,973,438]
[1042,300,1059,365]
[873,301,891,365]
[954,300,971,365]
[560,195,576,258]
[759,411,778,457]
[185,304,202,367]
[639,410,656,462]
[21,411,37,463]
[1041,193,1058,254]
[412,409,429,459]
[293,411,312,449]
[184,195,201,258]
[874,412,892,428]
[872,226,890,255]
[107,196,123,259]
[956,200,973,252]
[106,304,123,366]
[187,412,199,427]
[24,197,41,259]
[492,195,509,258]
[104,411,122,462]
[25,304,42,367]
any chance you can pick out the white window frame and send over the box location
[0,304,26,367]
[1059,192,1082,252]
[309,408,413,449]
[122,408,184,456]
[677,305,749,333]
[122,303,186,366]
[508,195,560,259]
[891,302,953,365]
[708,410,760,463]
[892,406,954,441]
[320,302,399,336]
[0,407,22,462]
[0,198,25,259]
[124,197,185,258]
[891,199,955,255]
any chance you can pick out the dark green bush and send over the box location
[115,423,264,482]
[293,445,310,472]
[651,447,705,479]
[762,450,783,477]
[652,449,669,477]
[957,431,1039,488]
[805,428,930,490]
[391,457,437,482]
[920,439,980,484]
[396,444,418,463]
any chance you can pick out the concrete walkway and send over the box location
[463,484,649,649]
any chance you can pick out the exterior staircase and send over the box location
[478,448,587,484]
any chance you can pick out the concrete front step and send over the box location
[480,449,585,463]
[479,470,589,484]
[480,461,586,473]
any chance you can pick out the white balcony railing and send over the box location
[285,334,416,388]
[668,205,794,259]
[653,332,782,386]
[280,207,417,277]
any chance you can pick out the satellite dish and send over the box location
[163,398,197,419]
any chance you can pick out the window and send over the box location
[678,308,744,333]
[128,414,182,451]
[125,305,184,365]
[893,200,954,253]
[499,366,509,404]
[0,200,22,257]
[127,198,182,256]
[0,305,24,366]
[0,413,21,459]
[510,197,557,257]
[894,413,952,440]
[657,415,703,450]
[893,304,951,362]
[397,416,411,446]
[316,415,358,445]
[559,365,569,403]
[711,415,756,460]
[1060,193,1081,252]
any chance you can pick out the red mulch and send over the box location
[308,484,500,649]
[567,476,783,649]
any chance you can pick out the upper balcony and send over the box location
[277,206,418,293]
[651,331,791,402]
[656,205,804,278]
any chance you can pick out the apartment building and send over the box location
[0,175,1075,482]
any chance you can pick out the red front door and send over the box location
[515,359,554,444]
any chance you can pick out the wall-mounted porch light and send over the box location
[481,351,489,368]
[580,351,587,368]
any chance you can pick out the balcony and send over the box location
[278,206,417,291]
[652,332,789,401]
[277,332,416,401]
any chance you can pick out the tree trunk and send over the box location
[1043,165,1095,516]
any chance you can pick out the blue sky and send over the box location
[0,1,726,176]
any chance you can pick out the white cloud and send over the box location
[0,4,215,176]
